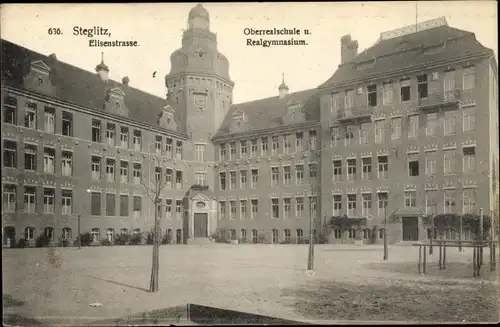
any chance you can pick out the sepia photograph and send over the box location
[1,2,499,325]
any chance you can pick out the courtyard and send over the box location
[3,244,499,325]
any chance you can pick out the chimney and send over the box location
[278,73,289,99]
[340,35,359,64]
[95,52,109,82]
[122,76,130,86]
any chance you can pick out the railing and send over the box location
[417,89,461,108]
[336,106,373,122]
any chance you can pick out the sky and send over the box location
[1,2,497,105]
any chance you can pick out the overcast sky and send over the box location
[1,2,497,104]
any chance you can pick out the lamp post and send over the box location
[383,201,388,260]
[307,196,315,271]
[78,189,91,249]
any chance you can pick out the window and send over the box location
[283,198,292,218]
[62,227,72,239]
[463,147,476,173]
[283,134,292,154]
[272,136,279,155]
[3,96,17,124]
[250,139,258,157]
[155,167,161,182]
[360,157,372,180]
[345,126,355,146]
[425,151,437,175]
[444,111,456,135]
[271,167,279,187]
[348,229,357,239]
[417,74,428,98]
[345,89,354,109]
[390,117,402,141]
[91,156,101,180]
[240,141,248,157]
[330,92,340,114]
[229,142,236,159]
[25,102,37,129]
[252,229,258,243]
[333,160,342,182]
[283,166,292,185]
[43,188,55,213]
[375,120,385,143]
[91,119,101,142]
[25,227,35,240]
[42,227,53,241]
[165,199,173,218]
[120,161,129,183]
[229,201,236,219]
[229,171,236,189]
[333,195,342,216]
[330,127,340,147]
[133,196,142,218]
[382,81,393,105]
[24,187,36,213]
[175,171,183,189]
[367,84,377,107]
[240,200,248,219]
[362,193,372,216]
[425,190,437,215]
[133,163,141,184]
[43,147,55,174]
[3,184,16,212]
[119,195,129,216]
[444,70,456,94]
[106,159,115,182]
[408,153,419,177]
[62,190,72,215]
[426,113,437,136]
[155,135,162,154]
[3,140,17,168]
[106,228,114,242]
[62,112,73,136]
[61,151,72,176]
[120,127,129,148]
[309,130,317,150]
[404,190,417,208]
[463,108,475,132]
[296,229,304,243]
[463,66,475,90]
[444,149,457,174]
[251,169,258,188]
[261,137,269,155]
[359,123,371,145]
[347,159,356,181]
[251,199,258,219]
[347,194,356,216]
[308,163,317,182]
[284,229,291,242]
[91,228,100,242]
[133,130,141,151]
[219,172,226,191]
[165,138,173,157]
[241,229,247,242]
[444,190,456,213]
[24,144,37,171]
[195,144,205,161]
[44,107,55,133]
[90,192,101,216]
[175,200,183,218]
[377,155,388,179]
[296,132,304,152]
[271,198,279,218]
[463,188,476,214]
[408,115,419,138]
[377,192,388,216]
[272,229,279,244]
[219,144,226,160]
[106,193,116,216]
[334,229,342,239]
[106,124,116,146]
[400,78,411,102]
[296,197,304,217]
[296,164,304,184]
[239,170,247,188]
[195,172,206,186]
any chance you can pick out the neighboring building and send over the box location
[2,4,498,246]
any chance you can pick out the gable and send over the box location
[23,60,55,97]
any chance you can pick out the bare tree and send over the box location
[140,161,171,293]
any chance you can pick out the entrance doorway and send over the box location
[402,217,419,241]
[176,229,182,244]
[193,213,208,238]
[4,227,16,248]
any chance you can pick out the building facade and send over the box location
[2,4,499,246]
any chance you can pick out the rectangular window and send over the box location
[240,170,247,188]
[195,144,206,162]
[250,169,258,188]
[165,199,172,218]
[24,187,36,213]
[444,111,456,135]
[444,189,456,213]
[3,140,17,168]
[43,188,54,213]
[463,66,475,90]
[250,139,258,157]
[408,153,419,177]
[463,108,475,132]
[155,135,162,154]
[417,74,428,99]
[3,96,17,125]
[3,184,16,212]
[377,192,388,216]
[283,166,292,185]
[283,134,292,154]
[347,194,356,216]
[165,138,173,157]
[90,192,101,216]
[164,168,172,188]
[367,84,377,107]
[377,155,388,179]
[92,119,101,143]
[444,149,457,174]
[359,123,371,145]
[333,195,342,216]
[62,111,73,136]
[345,126,355,146]
[404,191,417,208]
[382,81,393,105]
[408,115,419,138]
[426,113,437,136]
[271,198,279,218]
[175,171,183,189]
[330,92,340,114]
[133,196,142,218]
[271,136,279,155]
[425,190,437,215]
[106,193,116,216]
[175,200,182,218]
[271,167,279,187]
[229,201,236,220]
[120,194,129,216]
[240,141,248,157]
[444,70,456,93]
[61,189,73,215]
[44,147,55,174]
[44,107,55,134]
[219,143,226,160]
[345,89,354,109]
[24,144,37,171]
[25,102,37,129]
[155,167,161,182]
[133,163,141,184]
[296,197,304,217]
[106,159,115,182]
[347,159,356,181]
[227,171,235,189]
[229,142,236,159]
[120,161,129,183]
[309,130,317,150]
[90,156,101,180]
[61,151,72,176]
[361,157,372,180]
[463,146,476,173]
[133,130,141,151]
[261,137,269,155]
[333,160,342,182]
[362,193,372,216]
[390,117,402,141]
[120,127,129,148]
[309,196,317,217]
[308,164,318,183]
[219,172,226,191]
[295,164,304,184]
[425,151,437,175]
[240,200,248,219]
[251,199,258,219]
[400,78,411,102]
[463,188,476,214]
[176,141,183,159]
[375,120,385,143]
[295,132,304,152]
[106,124,116,146]
[219,201,226,219]
[195,173,206,186]
[330,127,340,147]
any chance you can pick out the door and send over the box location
[402,217,419,241]
[193,213,208,237]
[4,227,16,247]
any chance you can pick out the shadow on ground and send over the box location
[279,278,499,323]
[3,314,48,327]
[87,275,150,293]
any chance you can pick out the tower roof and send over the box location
[189,4,209,20]
[95,52,109,72]
[278,73,289,90]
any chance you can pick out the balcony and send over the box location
[336,106,373,124]
[417,89,461,110]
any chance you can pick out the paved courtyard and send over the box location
[3,244,499,325]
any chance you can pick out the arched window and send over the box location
[106,228,114,242]
[120,228,128,235]
[44,227,54,240]
[62,228,72,239]
[24,227,35,240]
[91,228,100,243]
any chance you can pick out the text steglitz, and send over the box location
[73,26,111,38]
[246,38,308,48]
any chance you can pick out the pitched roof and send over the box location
[1,39,179,133]
[215,89,320,137]
[319,24,493,89]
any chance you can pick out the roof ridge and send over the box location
[232,88,316,107]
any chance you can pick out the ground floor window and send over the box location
[176,229,182,244]
[92,228,100,242]
[44,227,54,240]
[296,229,303,243]
[348,229,356,239]
[106,228,114,242]
[230,229,236,240]
[25,227,35,240]
[133,228,141,234]
[272,229,279,244]
[363,229,370,239]
[62,227,72,239]
[284,229,291,242]
[334,228,341,239]
[167,229,173,242]
[241,229,247,242]
[120,228,128,234]
[252,229,258,243]
[378,228,385,239]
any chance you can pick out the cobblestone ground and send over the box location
[3,244,499,325]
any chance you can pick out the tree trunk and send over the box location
[149,195,160,293]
